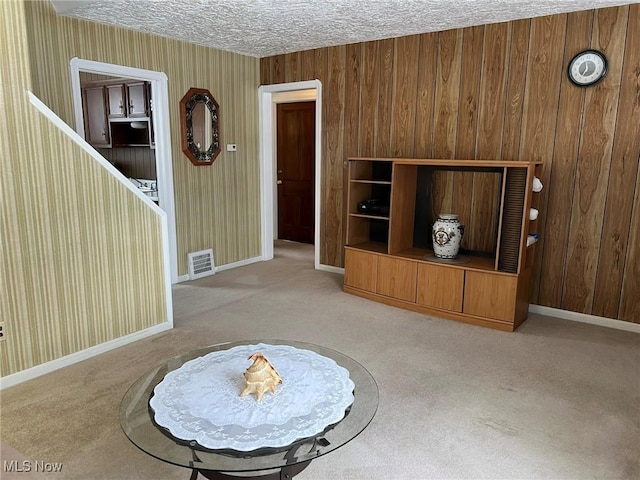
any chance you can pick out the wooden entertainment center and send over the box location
[343,157,543,332]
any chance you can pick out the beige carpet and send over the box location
[1,240,639,480]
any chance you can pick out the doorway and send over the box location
[259,80,332,272]
[69,58,178,283]
[276,101,315,244]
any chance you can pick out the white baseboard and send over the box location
[0,322,172,390]
[318,264,345,275]
[529,304,640,333]
[175,256,263,283]
[216,256,262,272]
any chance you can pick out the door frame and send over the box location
[275,99,316,245]
[259,80,326,270]
[69,57,179,284]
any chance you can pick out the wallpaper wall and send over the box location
[24,0,262,276]
[261,5,640,323]
[1,0,167,377]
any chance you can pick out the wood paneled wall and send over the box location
[98,147,157,180]
[261,5,640,322]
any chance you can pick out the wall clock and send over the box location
[567,50,608,87]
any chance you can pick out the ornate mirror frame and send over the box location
[179,87,220,166]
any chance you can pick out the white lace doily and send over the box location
[149,343,355,451]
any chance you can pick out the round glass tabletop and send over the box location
[120,340,378,476]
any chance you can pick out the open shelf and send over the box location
[347,241,389,254]
[392,248,500,273]
[349,213,390,221]
[344,157,543,331]
[350,179,392,185]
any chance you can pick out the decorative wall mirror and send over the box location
[180,87,220,166]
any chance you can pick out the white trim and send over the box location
[175,256,262,282]
[318,264,345,275]
[216,256,263,272]
[0,322,172,390]
[69,57,179,285]
[529,304,640,333]
[258,80,322,269]
[28,90,174,326]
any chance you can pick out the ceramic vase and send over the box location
[432,214,464,259]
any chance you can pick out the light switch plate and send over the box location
[226,144,237,152]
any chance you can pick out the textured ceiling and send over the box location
[52,0,637,58]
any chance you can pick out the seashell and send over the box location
[240,352,283,401]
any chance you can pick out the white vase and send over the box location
[432,214,464,259]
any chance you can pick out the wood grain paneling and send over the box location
[359,41,379,157]
[452,26,483,249]
[390,35,420,157]
[519,15,567,162]
[343,44,361,254]
[537,10,592,306]
[376,39,394,157]
[325,46,346,265]
[619,165,640,322]
[501,19,530,160]
[519,15,568,302]
[284,52,302,83]
[592,4,640,318]
[260,57,271,84]
[98,147,156,179]
[302,49,315,80]
[261,5,640,323]
[344,44,361,158]
[271,54,286,84]
[432,29,462,217]
[471,22,510,252]
[414,32,438,158]
[563,6,629,313]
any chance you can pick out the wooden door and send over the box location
[376,256,417,302]
[463,271,517,322]
[127,82,148,117]
[344,248,378,292]
[276,101,315,244]
[417,263,464,312]
[83,86,110,147]
[106,84,126,118]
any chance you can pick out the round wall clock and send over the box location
[567,50,608,87]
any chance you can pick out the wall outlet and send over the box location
[0,322,5,342]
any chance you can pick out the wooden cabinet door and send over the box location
[83,86,110,147]
[127,83,148,117]
[463,271,517,322]
[344,249,377,293]
[417,263,464,312]
[107,84,126,118]
[376,256,417,302]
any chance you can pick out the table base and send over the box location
[192,460,311,480]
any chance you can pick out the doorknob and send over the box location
[276,180,283,185]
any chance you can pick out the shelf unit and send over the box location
[344,157,543,331]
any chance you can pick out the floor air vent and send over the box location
[188,249,215,280]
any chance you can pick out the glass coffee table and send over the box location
[120,340,378,479]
